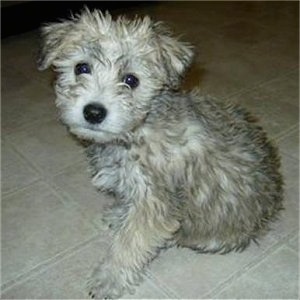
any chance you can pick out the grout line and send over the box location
[3,137,103,229]
[1,177,42,198]
[1,233,104,293]
[2,114,57,137]
[286,245,299,257]
[44,176,105,232]
[145,270,180,299]
[4,134,85,183]
[275,123,299,142]
[285,232,299,256]
[224,67,299,101]
[204,233,298,299]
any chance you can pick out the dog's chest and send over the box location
[87,143,152,195]
[87,123,205,195]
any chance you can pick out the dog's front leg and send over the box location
[88,196,179,299]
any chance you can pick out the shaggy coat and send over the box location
[38,9,283,299]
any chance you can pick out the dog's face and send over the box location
[38,9,193,142]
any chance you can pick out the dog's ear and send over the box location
[37,21,74,70]
[153,23,194,87]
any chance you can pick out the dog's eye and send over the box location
[122,74,139,89]
[75,63,91,75]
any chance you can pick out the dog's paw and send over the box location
[87,263,128,299]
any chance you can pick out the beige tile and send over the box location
[2,141,39,194]
[6,119,84,176]
[148,235,276,299]
[196,53,258,98]
[287,69,299,84]
[1,238,109,299]
[230,76,299,138]
[256,2,299,43]
[2,30,54,86]
[2,78,57,134]
[156,3,298,99]
[147,2,233,36]
[272,153,299,242]
[150,2,266,33]
[2,181,96,285]
[248,34,298,75]
[259,73,299,108]
[281,154,299,188]
[187,33,256,97]
[122,275,171,299]
[215,20,273,48]
[215,246,299,299]
[278,128,299,161]
[287,234,299,253]
[202,23,298,97]
[1,65,32,95]
[51,162,114,229]
[268,155,299,241]
[194,40,297,99]
[269,183,299,242]
[244,1,299,26]
[2,31,39,63]
[2,237,169,299]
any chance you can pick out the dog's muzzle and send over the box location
[83,103,107,124]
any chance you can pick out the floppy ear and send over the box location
[154,23,194,87]
[37,21,74,70]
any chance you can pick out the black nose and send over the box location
[83,103,107,124]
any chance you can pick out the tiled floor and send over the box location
[1,2,299,299]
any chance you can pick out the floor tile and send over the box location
[2,181,96,286]
[1,238,108,299]
[278,128,299,160]
[268,155,299,242]
[2,237,169,299]
[269,183,299,242]
[243,1,299,29]
[287,234,299,253]
[6,119,84,177]
[287,69,299,83]
[281,154,299,188]
[1,77,57,134]
[184,6,297,99]
[51,161,114,229]
[215,246,299,299]
[255,73,299,108]
[2,30,54,86]
[122,275,170,299]
[247,35,298,76]
[195,46,297,99]
[148,235,276,299]
[188,36,260,97]
[1,65,33,95]
[2,31,39,64]
[215,19,273,48]
[259,19,299,64]
[230,76,299,138]
[150,2,268,33]
[2,141,40,194]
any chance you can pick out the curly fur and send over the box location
[38,8,283,299]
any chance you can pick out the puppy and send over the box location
[38,8,283,299]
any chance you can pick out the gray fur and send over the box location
[38,8,283,299]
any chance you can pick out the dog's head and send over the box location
[38,8,193,143]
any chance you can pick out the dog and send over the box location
[38,8,283,299]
